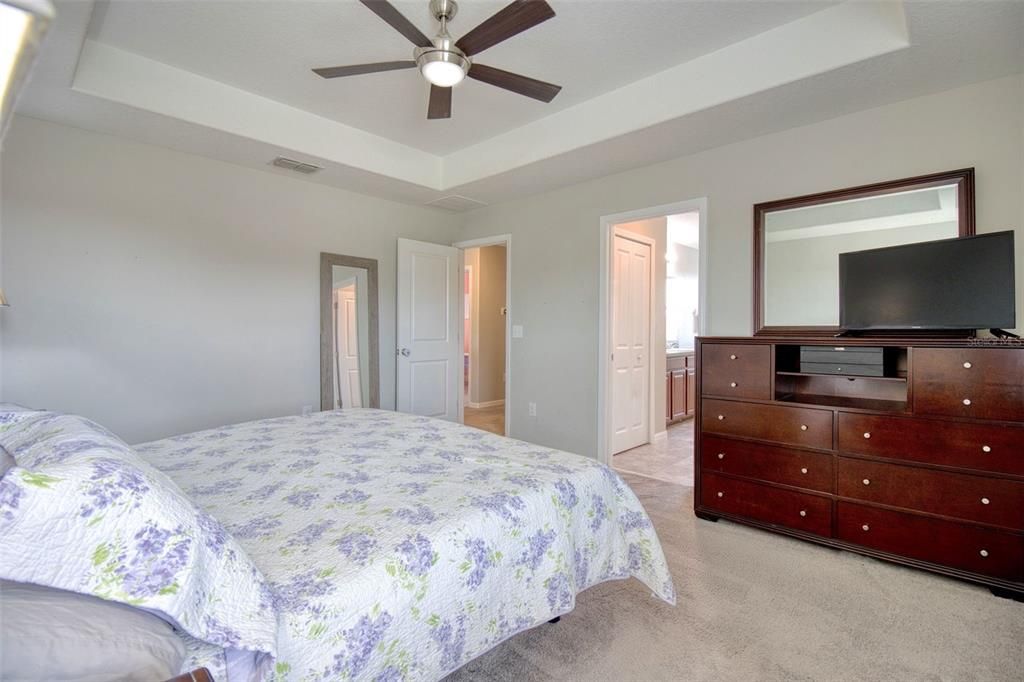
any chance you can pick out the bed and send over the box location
[2,407,674,681]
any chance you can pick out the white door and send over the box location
[611,233,652,454]
[334,282,362,408]
[396,238,462,421]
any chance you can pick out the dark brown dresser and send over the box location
[695,336,1024,600]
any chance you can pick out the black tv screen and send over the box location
[839,231,1016,331]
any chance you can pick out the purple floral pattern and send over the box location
[0,410,277,664]
[130,408,674,681]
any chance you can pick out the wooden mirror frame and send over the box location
[320,252,380,410]
[753,168,975,337]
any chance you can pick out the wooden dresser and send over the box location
[695,336,1024,599]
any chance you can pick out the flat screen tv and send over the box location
[839,231,1016,331]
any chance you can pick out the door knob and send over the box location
[399,347,411,357]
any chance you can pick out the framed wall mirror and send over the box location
[320,252,380,410]
[754,168,975,336]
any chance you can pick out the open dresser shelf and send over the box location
[695,336,1024,600]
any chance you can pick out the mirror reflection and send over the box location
[330,265,371,408]
[320,253,379,410]
[763,183,960,327]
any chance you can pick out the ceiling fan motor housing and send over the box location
[416,0,470,86]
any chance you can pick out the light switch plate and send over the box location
[512,325,524,338]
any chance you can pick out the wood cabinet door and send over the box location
[671,370,687,420]
[685,368,696,417]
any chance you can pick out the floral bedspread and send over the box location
[136,409,675,681]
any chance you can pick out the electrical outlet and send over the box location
[528,402,537,417]
[301,405,313,417]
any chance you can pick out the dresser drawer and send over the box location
[837,502,1024,581]
[701,343,771,400]
[837,457,1024,530]
[913,348,1024,422]
[701,436,833,492]
[702,399,833,450]
[701,472,832,536]
[839,412,1024,477]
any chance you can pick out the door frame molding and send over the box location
[452,234,512,435]
[597,198,709,465]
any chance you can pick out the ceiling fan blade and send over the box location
[359,0,434,48]
[312,61,416,78]
[427,85,452,119]
[455,0,555,56]
[468,63,561,102]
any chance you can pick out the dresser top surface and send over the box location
[698,336,1022,349]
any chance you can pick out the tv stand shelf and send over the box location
[775,392,909,413]
[696,336,1024,600]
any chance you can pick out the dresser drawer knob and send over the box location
[862,524,870,532]
[717,453,725,460]
[979,549,989,558]
[730,382,738,388]
[862,478,871,486]
[963,361,972,369]
[799,510,807,517]
[981,497,990,505]
[717,491,724,498]
[717,415,725,421]
[800,467,808,474]
[982,445,991,453]
[800,424,808,431]
[863,432,871,439]
[729,354,738,360]
[963,398,972,406]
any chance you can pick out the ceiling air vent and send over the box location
[271,156,322,174]
[425,195,487,212]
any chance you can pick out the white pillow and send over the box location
[0,412,278,666]
[0,580,187,682]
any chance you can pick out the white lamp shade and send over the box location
[1,0,54,139]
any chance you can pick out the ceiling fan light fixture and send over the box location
[416,49,469,88]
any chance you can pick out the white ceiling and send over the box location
[13,1,1024,210]
[86,0,831,155]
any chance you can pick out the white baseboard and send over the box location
[467,399,505,409]
[651,430,668,443]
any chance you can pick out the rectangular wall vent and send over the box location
[271,156,323,174]
[425,194,488,212]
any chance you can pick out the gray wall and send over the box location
[0,117,459,443]
[1,75,1021,457]
[458,75,1024,458]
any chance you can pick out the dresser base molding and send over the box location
[990,586,1024,602]
[695,505,1024,595]
[695,336,1024,598]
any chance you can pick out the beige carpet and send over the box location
[447,473,1024,681]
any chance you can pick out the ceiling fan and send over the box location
[313,0,561,119]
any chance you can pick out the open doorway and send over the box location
[457,237,510,436]
[598,200,707,485]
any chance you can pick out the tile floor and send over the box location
[612,419,694,486]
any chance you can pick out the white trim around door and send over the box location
[452,234,512,435]
[597,198,709,466]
